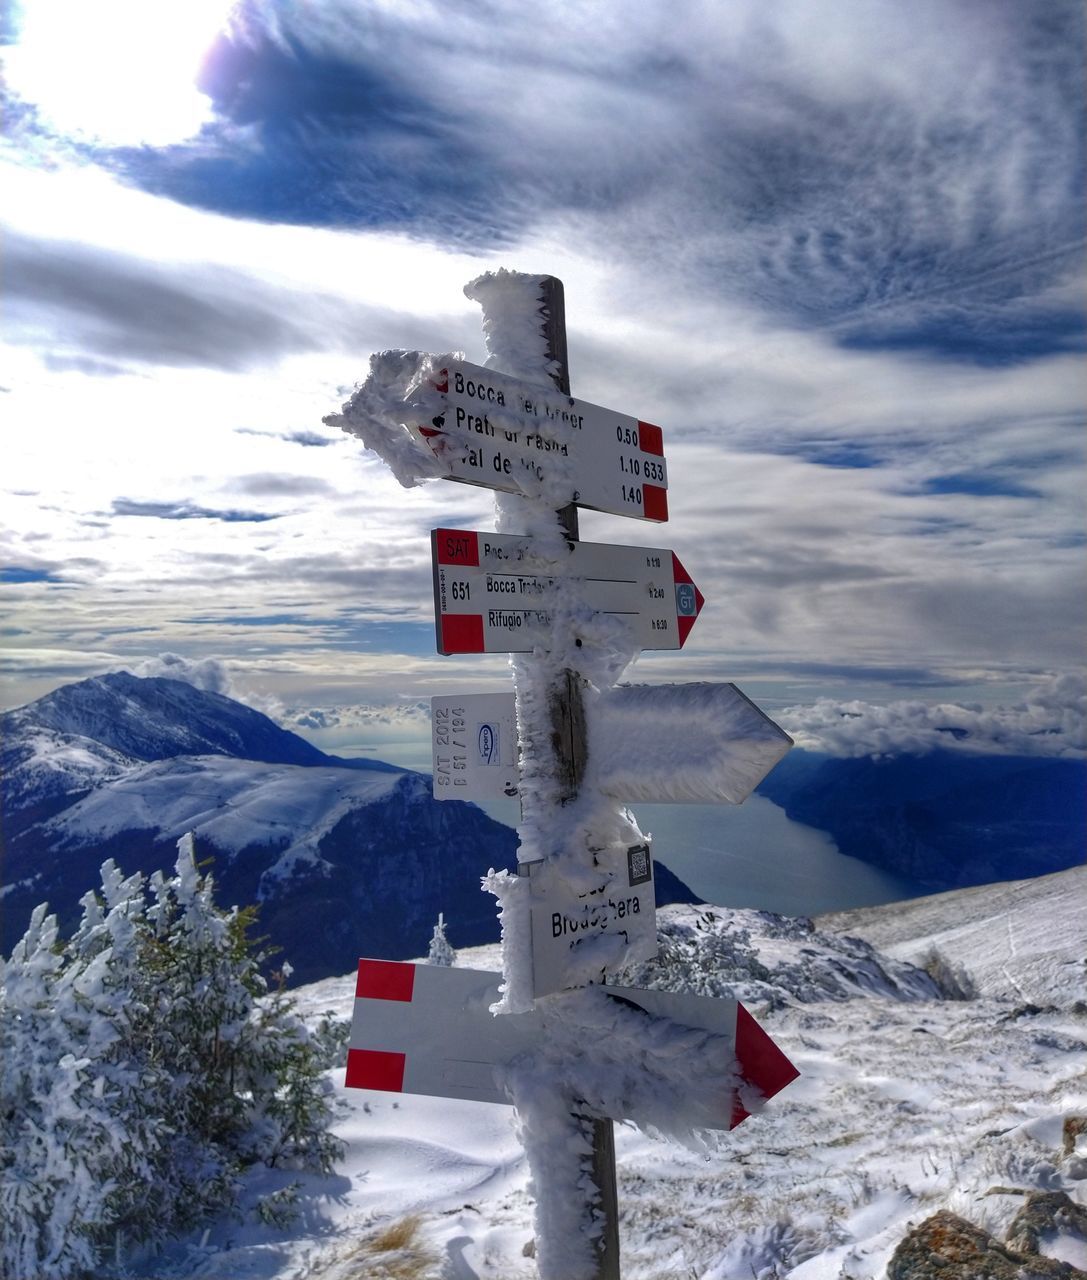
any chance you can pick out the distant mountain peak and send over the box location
[5,670,328,767]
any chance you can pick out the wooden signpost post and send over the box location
[334,275,798,1280]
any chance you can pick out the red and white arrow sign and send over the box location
[345,959,799,1131]
[417,359,669,522]
[431,528,705,656]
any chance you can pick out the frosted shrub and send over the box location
[918,946,978,1000]
[0,908,126,1280]
[0,836,343,1279]
[427,912,456,967]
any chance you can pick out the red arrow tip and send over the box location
[730,1002,800,1128]
[671,553,703,647]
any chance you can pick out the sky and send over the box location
[2,0,1085,770]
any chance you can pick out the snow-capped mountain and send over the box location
[1,673,699,983]
[1,671,398,820]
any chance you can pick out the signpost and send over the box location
[416,358,669,522]
[346,958,799,1130]
[431,527,704,655]
[332,273,800,1280]
[431,684,793,806]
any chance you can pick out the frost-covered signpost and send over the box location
[327,273,798,1279]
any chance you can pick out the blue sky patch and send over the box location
[1,567,61,584]
[921,473,1042,499]
[112,499,280,522]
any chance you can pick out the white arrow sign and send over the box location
[417,359,669,522]
[526,842,659,999]
[431,684,793,805]
[431,528,704,655]
[345,959,799,1131]
[431,692,519,800]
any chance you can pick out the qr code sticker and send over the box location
[627,843,652,886]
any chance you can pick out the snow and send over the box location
[589,681,794,804]
[45,756,403,890]
[323,347,456,489]
[138,872,1086,1279]
[817,866,1087,1004]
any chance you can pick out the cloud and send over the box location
[1,222,441,374]
[0,1,1081,724]
[230,472,337,498]
[96,0,1085,362]
[287,701,430,733]
[129,652,235,696]
[779,672,1087,759]
[111,499,281,522]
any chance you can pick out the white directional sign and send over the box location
[431,527,704,655]
[416,359,669,522]
[431,693,519,801]
[431,683,793,804]
[527,844,658,999]
[345,958,800,1130]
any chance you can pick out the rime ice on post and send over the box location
[331,271,799,1280]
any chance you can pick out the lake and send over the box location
[476,793,922,918]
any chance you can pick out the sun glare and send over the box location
[10,0,237,146]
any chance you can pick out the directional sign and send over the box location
[527,843,658,999]
[417,359,669,522]
[431,693,519,801]
[431,684,793,804]
[431,528,704,656]
[345,959,800,1130]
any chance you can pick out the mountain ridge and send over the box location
[0,673,701,981]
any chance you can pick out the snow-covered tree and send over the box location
[0,893,159,1280]
[0,836,343,1278]
[427,912,456,967]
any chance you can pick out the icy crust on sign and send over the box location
[464,268,567,389]
[589,682,794,804]
[323,348,455,489]
[514,984,756,1138]
[324,274,586,506]
[498,984,754,1280]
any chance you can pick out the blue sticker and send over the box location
[477,723,500,765]
[675,583,697,616]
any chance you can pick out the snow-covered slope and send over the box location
[44,755,403,891]
[0,670,394,819]
[818,866,1086,1004]
[5,670,332,768]
[141,879,1087,1280]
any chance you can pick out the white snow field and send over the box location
[141,866,1086,1280]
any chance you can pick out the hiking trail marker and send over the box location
[418,358,669,522]
[431,684,793,805]
[333,273,799,1280]
[431,527,704,655]
[346,958,799,1130]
